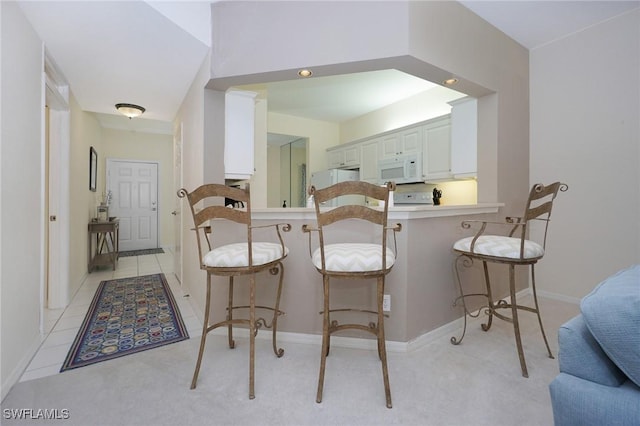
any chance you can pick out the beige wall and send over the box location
[268,111,339,176]
[68,96,104,301]
[530,8,640,300]
[1,1,45,398]
[340,86,464,144]
[173,52,213,315]
[101,128,174,248]
[194,1,529,338]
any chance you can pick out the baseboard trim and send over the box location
[535,289,581,305]
[191,288,563,355]
[1,334,44,401]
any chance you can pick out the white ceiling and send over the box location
[241,69,464,124]
[460,1,639,50]
[17,1,640,135]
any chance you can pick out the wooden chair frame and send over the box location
[178,184,291,399]
[302,181,401,408]
[451,182,568,377]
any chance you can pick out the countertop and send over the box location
[251,203,503,220]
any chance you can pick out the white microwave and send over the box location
[377,153,423,185]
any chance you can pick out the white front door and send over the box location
[107,160,159,251]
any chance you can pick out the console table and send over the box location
[88,219,119,272]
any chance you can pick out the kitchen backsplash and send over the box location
[394,180,477,205]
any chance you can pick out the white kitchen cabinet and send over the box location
[359,140,380,183]
[380,126,422,159]
[327,149,344,169]
[224,90,258,179]
[449,97,477,178]
[422,116,452,181]
[327,144,360,169]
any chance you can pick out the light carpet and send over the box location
[2,296,578,425]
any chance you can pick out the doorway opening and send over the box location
[267,134,308,208]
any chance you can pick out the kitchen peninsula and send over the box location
[241,202,502,349]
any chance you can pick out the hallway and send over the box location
[20,251,201,383]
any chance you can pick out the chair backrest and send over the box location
[513,182,568,249]
[178,183,252,269]
[309,180,395,272]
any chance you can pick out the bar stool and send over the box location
[302,181,401,408]
[178,183,290,399]
[451,182,568,377]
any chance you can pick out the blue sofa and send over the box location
[549,265,640,426]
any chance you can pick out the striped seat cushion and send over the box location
[203,242,288,268]
[312,243,395,272]
[453,235,544,260]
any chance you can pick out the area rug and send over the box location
[118,248,165,257]
[61,273,189,372]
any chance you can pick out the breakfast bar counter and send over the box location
[229,203,503,346]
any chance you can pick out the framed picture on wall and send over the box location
[89,147,97,192]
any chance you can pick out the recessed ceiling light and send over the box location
[298,69,313,78]
[444,78,458,86]
[115,103,145,119]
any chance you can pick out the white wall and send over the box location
[530,8,640,300]
[1,2,44,399]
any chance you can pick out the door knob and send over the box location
[50,215,57,221]
[171,211,177,216]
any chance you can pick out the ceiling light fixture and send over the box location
[298,69,313,78]
[115,103,145,119]
[443,78,458,86]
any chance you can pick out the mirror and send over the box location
[267,134,307,207]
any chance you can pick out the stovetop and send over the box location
[393,191,433,205]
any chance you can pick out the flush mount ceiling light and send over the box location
[115,103,145,119]
[298,69,313,78]
[443,78,458,86]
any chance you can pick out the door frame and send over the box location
[42,54,70,319]
[173,122,183,284]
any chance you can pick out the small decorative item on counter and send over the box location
[282,200,287,208]
[102,190,112,206]
[433,188,442,206]
[97,204,109,221]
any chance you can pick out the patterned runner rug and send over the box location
[118,248,165,257]
[61,273,189,372]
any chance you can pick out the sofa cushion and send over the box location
[558,314,626,386]
[550,373,640,426]
[581,265,640,387]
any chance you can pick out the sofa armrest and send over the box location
[550,373,640,426]
[558,314,627,386]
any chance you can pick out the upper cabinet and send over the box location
[422,116,452,181]
[325,106,477,184]
[380,126,422,159]
[449,97,477,178]
[327,144,360,169]
[225,90,257,180]
[359,140,380,183]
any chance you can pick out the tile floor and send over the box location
[20,250,201,383]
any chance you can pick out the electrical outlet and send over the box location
[383,294,391,312]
